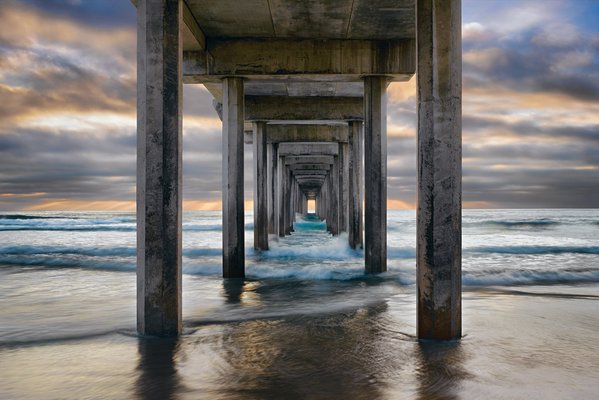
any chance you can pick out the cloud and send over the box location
[0,0,598,210]
[462,22,492,42]
[531,23,582,48]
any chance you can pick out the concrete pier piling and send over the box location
[136,0,183,336]
[134,0,461,340]
[222,77,245,278]
[364,76,388,273]
[348,121,363,249]
[253,121,268,250]
[416,0,462,340]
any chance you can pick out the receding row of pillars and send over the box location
[136,0,461,340]
[252,124,362,250]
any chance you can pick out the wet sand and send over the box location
[1,277,598,400]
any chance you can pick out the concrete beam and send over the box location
[137,0,183,337]
[416,0,462,341]
[245,96,363,121]
[284,155,334,166]
[183,39,415,81]
[243,123,349,144]
[266,124,349,143]
[292,170,329,176]
[296,178,325,183]
[278,142,339,156]
[288,164,331,171]
[181,1,206,50]
[296,181,325,188]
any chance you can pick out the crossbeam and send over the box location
[284,156,334,165]
[183,39,415,81]
[245,96,362,121]
[278,143,338,156]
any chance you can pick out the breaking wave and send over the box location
[483,219,560,228]
[470,246,599,255]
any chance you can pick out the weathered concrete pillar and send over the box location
[267,143,274,234]
[293,178,302,222]
[137,0,182,336]
[277,157,286,237]
[270,144,279,236]
[285,169,293,235]
[253,122,268,250]
[330,156,340,235]
[343,143,349,232]
[364,76,388,273]
[302,194,308,215]
[326,177,332,231]
[323,177,330,231]
[289,177,295,230]
[338,143,347,233]
[316,193,321,218]
[348,121,363,249]
[416,0,462,340]
[222,77,245,278]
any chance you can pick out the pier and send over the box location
[133,0,461,340]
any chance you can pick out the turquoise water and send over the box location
[1,209,598,399]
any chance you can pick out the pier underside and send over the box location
[134,0,462,340]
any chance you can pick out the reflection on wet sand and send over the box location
[415,340,470,400]
[136,337,182,400]
[222,278,245,304]
[211,285,392,399]
[135,280,470,399]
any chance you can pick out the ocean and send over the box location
[1,209,598,399]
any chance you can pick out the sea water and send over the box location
[0,209,598,399]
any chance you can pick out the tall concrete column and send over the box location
[364,76,388,273]
[266,143,274,234]
[222,77,245,278]
[338,143,347,233]
[270,144,279,236]
[285,169,293,234]
[288,177,295,230]
[253,122,268,250]
[302,194,308,215]
[323,177,330,231]
[348,121,363,249]
[330,156,340,235]
[137,0,182,336]
[277,157,286,237]
[316,193,321,218]
[416,0,462,340]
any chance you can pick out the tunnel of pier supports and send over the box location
[134,0,462,340]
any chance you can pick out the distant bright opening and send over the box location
[307,199,316,213]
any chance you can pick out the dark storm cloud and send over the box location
[0,127,136,198]
[463,168,599,208]
[463,24,599,103]
[16,0,136,29]
[463,115,599,143]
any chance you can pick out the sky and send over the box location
[0,0,598,211]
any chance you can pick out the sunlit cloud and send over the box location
[0,0,597,211]
[0,192,47,198]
